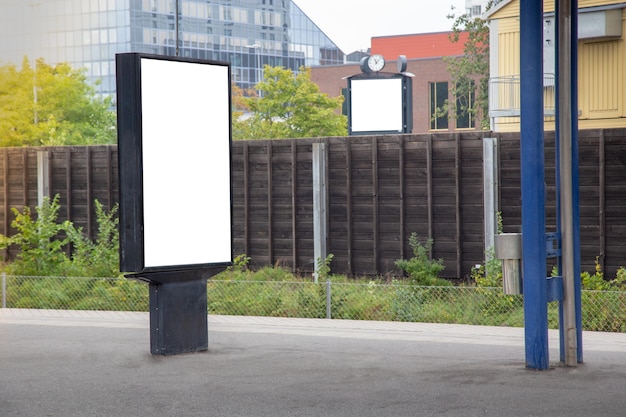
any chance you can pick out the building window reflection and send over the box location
[0,0,344,99]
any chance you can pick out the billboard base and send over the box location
[127,268,225,356]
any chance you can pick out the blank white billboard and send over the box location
[350,78,403,133]
[139,57,231,268]
[116,53,232,273]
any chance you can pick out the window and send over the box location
[429,82,448,130]
[233,8,246,23]
[466,5,481,16]
[220,6,232,21]
[455,80,476,129]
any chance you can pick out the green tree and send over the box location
[233,66,347,139]
[444,3,492,129]
[0,57,116,146]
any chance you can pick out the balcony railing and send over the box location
[489,74,556,118]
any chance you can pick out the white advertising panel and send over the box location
[139,57,231,268]
[350,78,403,133]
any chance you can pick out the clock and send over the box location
[359,56,371,73]
[397,55,408,73]
[366,54,385,72]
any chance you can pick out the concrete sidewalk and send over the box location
[1,309,626,416]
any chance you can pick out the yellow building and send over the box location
[487,0,626,132]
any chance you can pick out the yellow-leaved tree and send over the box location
[0,57,116,146]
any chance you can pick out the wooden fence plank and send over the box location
[599,129,606,272]
[399,136,405,261]
[427,135,433,256]
[86,147,92,239]
[455,133,462,278]
[267,141,273,264]
[243,142,250,256]
[22,149,28,207]
[372,136,379,273]
[2,149,8,261]
[65,148,72,222]
[346,139,353,276]
[291,141,297,272]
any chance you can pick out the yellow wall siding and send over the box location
[488,0,519,20]
[493,19,521,129]
[545,0,619,12]
[494,119,557,132]
[498,29,520,76]
[491,1,626,132]
[580,117,626,129]
[579,39,623,119]
[578,0,621,9]
[498,17,519,34]
[492,0,624,18]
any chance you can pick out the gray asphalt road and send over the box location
[1,310,626,417]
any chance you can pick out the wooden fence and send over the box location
[0,146,118,243]
[1,129,625,279]
[232,133,485,279]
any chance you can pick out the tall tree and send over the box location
[0,58,116,146]
[445,3,492,130]
[233,66,347,139]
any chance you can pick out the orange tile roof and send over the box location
[371,31,469,60]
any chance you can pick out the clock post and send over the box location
[349,54,413,135]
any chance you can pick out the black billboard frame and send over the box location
[116,52,233,355]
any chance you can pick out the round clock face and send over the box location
[367,54,385,72]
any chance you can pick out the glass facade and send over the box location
[0,0,344,98]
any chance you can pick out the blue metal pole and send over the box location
[520,0,549,370]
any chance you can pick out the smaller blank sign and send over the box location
[350,78,403,133]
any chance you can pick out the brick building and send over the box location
[311,31,483,134]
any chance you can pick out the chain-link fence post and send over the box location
[2,272,6,308]
[326,279,331,319]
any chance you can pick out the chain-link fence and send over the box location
[1,275,149,312]
[2,274,626,332]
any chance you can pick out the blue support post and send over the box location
[520,0,549,370]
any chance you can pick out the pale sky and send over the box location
[294,0,467,53]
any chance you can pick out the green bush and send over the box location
[0,195,73,276]
[473,246,502,288]
[395,233,449,286]
[0,196,120,277]
[66,201,120,277]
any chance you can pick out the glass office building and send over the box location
[0,0,344,98]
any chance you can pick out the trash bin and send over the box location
[494,233,523,295]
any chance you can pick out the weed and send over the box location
[395,233,449,286]
[314,253,334,282]
[0,195,73,276]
